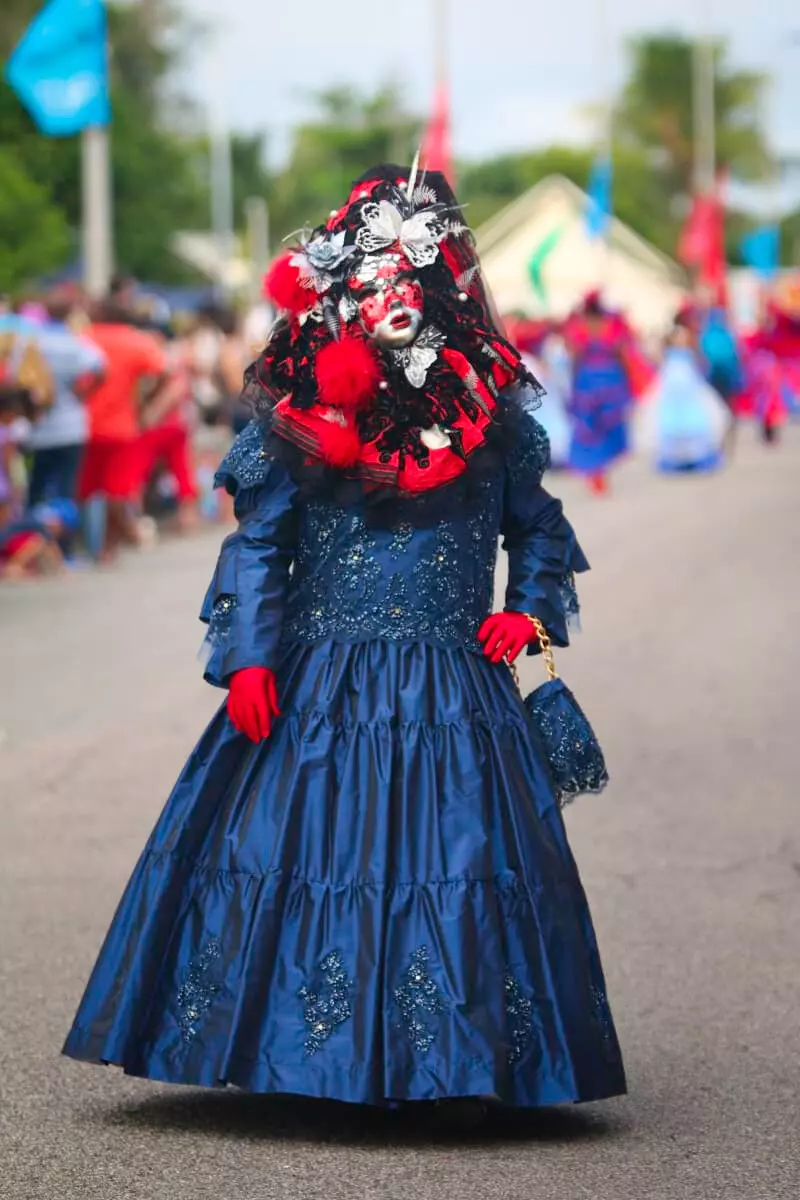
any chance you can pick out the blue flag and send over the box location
[5,0,110,136]
[740,226,780,280]
[586,155,612,239]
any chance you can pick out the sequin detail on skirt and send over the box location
[299,951,353,1057]
[591,984,617,1056]
[505,974,534,1065]
[394,947,444,1053]
[176,939,222,1044]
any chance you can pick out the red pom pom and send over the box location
[315,336,382,410]
[262,252,311,315]
[317,421,362,469]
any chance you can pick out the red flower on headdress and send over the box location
[262,252,312,316]
[315,336,382,411]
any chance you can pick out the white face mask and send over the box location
[349,254,425,350]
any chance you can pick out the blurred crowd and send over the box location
[503,285,799,494]
[0,278,273,580]
[2,272,798,582]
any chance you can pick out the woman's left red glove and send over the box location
[227,667,281,743]
[478,612,539,665]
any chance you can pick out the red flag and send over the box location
[678,195,712,265]
[678,180,727,303]
[421,79,454,184]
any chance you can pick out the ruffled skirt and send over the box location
[64,639,626,1107]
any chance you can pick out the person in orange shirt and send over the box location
[137,322,199,531]
[81,303,168,559]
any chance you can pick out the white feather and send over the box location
[407,148,421,200]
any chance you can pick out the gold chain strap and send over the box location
[508,615,558,692]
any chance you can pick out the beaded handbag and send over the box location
[510,618,609,806]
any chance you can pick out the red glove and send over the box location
[227,667,281,743]
[478,612,538,665]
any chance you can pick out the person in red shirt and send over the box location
[81,303,168,558]
[137,324,199,530]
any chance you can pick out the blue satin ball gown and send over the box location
[63,389,626,1108]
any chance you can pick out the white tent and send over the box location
[476,174,687,337]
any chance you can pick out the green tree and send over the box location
[229,133,272,228]
[776,211,800,267]
[616,34,770,204]
[266,85,422,241]
[97,0,210,280]
[0,147,71,293]
[0,0,210,283]
[0,0,79,221]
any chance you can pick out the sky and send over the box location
[185,0,800,204]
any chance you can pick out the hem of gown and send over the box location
[656,450,723,473]
[62,1032,627,1108]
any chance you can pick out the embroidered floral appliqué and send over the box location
[504,974,534,1065]
[177,940,223,1044]
[395,947,445,1053]
[299,951,353,1057]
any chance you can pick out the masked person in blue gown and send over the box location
[64,166,626,1123]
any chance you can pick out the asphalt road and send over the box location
[1,430,799,1200]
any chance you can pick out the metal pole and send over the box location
[433,0,448,85]
[596,0,613,161]
[429,0,453,183]
[245,196,270,305]
[82,126,113,298]
[596,0,613,289]
[210,132,234,300]
[693,2,716,194]
[209,49,234,301]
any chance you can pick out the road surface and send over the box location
[1,431,799,1199]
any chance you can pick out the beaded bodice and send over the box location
[202,402,587,687]
[282,479,502,652]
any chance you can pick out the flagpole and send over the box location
[83,5,113,298]
[596,0,613,291]
[693,0,716,195]
[245,196,270,306]
[433,0,448,91]
[209,41,234,302]
[81,125,113,298]
[421,0,454,183]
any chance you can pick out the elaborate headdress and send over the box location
[245,163,540,499]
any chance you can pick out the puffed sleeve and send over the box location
[200,420,299,686]
[501,386,589,649]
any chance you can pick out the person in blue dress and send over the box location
[636,313,732,473]
[64,166,625,1120]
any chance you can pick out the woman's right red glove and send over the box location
[227,667,280,743]
[478,611,539,664]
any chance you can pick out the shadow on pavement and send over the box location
[99,1091,627,1148]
